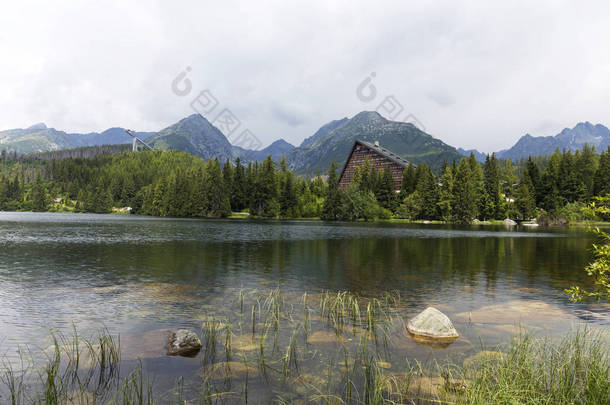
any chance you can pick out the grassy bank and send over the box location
[1,289,607,404]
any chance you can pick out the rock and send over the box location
[201,361,259,380]
[231,334,259,351]
[503,218,517,226]
[406,307,459,345]
[463,350,507,369]
[307,330,345,344]
[376,360,392,369]
[454,300,575,325]
[165,329,202,357]
[121,328,170,360]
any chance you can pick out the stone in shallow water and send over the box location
[454,300,575,325]
[463,350,507,369]
[165,329,202,357]
[307,330,345,344]
[407,307,459,345]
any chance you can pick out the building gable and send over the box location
[338,140,411,190]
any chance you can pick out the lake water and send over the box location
[0,212,608,402]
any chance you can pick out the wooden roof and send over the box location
[338,140,412,181]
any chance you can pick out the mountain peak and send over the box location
[268,139,294,148]
[499,121,610,160]
[27,123,47,130]
[352,111,385,122]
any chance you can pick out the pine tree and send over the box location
[515,175,536,220]
[483,154,502,220]
[206,158,231,217]
[400,163,417,198]
[321,162,342,220]
[250,156,279,218]
[576,144,597,199]
[540,151,561,212]
[452,158,476,224]
[222,159,234,211]
[524,157,542,207]
[375,167,397,212]
[31,178,48,212]
[437,165,454,221]
[594,147,610,196]
[468,153,484,219]
[279,156,298,217]
[0,175,8,210]
[415,164,439,220]
[232,157,247,211]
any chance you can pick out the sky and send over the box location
[1,0,610,152]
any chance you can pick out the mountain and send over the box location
[146,114,233,161]
[233,139,295,162]
[0,123,153,154]
[287,111,462,175]
[458,148,487,163]
[70,127,155,147]
[498,122,610,160]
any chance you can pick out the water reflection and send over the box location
[0,213,607,360]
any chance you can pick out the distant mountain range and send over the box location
[459,122,610,162]
[2,114,609,172]
[287,111,461,174]
[0,123,154,154]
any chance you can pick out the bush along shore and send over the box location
[2,289,608,404]
[1,147,610,224]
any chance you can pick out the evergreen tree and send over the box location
[232,157,247,211]
[0,175,8,210]
[594,147,610,196]
[540,151,561,212]
[482,154,501,219]
[279,156,298,217]
[576,144,597,199]
[222,159,234,209]
[415,164,439,220]
[31,176,48,212]
[321,162,342,220]
[206,158,231,217]
[375,167,397,212]
[468,153,484,219]
[400,163,417,198]
[524,157,542,206]
[250,156,279,218]
[515,175,536,220]
[452,158,476,224]
[437,165,454,221]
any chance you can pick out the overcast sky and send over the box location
[2,0,610,152]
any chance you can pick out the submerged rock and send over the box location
[165,329,202,357]
[454,299,574,325]
[407,307,459,345]
[463,350,507,369]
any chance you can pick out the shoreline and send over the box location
[2,209,608,228]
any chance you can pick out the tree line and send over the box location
[0,145,609,223]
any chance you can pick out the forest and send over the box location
[0,145,609,224]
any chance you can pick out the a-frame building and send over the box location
[338,140,411,191]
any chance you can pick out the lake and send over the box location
[0,212,608,402]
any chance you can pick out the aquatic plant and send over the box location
[0,289,607,404]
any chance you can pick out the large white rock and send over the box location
[503,218,517,226]
[165,329,202,357]
[407,307,459,344]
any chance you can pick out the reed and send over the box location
[1,289,607,405]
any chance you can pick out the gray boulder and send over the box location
[503,218,517,226]
[166,329,202,357]
[407,307,459,345]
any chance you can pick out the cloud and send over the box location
[428,90,455,107]
[1,0,610,152]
